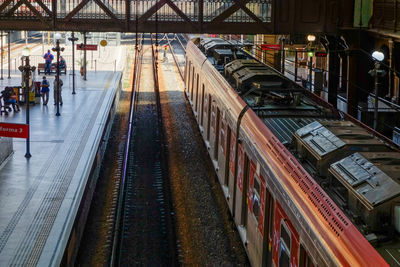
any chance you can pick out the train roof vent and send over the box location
[224,59,260,76]
[329,152,400,210]
[293,121,391,176]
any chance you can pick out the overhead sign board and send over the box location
[261,44,281,51]
[77,44,98,51]
[315,51,327,57]
[0,122,29,139]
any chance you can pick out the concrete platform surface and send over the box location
[0,66,122,266]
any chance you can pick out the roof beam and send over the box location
[138,0,167,23]
[210,0,250,23]
[94,0,119,22]
[166,0,198,31]
[64,0,90,22]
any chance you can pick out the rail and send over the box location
[109,33,143,267]
[165,34,184,81]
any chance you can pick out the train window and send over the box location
[252,194,260,221]
[187,62,191,91]
[200,84,205,126]
[252,176,261,221]
[279,221,291,267]
[254,176,260,195]
[299,244,313,267]
[195,74,199,110]
[191,66,195,101]
[220,119,225,152]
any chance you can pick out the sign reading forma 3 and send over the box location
[76,44,98,51]
[0,122,29,139]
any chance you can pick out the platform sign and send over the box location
[315,51,327,57]
[76,44,98,51]
[0,122,29,139]
[261,44,281,51]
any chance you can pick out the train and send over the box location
[184,38,400,266]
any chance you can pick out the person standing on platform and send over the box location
[60,56,66,72]
[43,50,54,75]
[53,77,63,105]
[41,76,50,105]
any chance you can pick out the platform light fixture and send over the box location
[22,47,31,57]
[372,51,384,62]
[19,47,36,158]
[368,51,386,130]
[369,50,387,130]
[52,33,65,116]
[307,34,316,42]
[68,32,79,95]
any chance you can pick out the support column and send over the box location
[340,54,347,92]
[83,33,87,81]
[328,51,340,108]
[347,51,359,117]
[388,39,394,98]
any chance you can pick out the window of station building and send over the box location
[299,244,313,267]
[279,221,291,267]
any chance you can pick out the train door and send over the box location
[207,94,212,141]
[299,244,315,267]
[273,203,300,267]
[279,221,291,267]
[224,126,231,185]
[186,62,191,95]
[184,61,188,87]
[200,84,205,126]
[191,66,195,101]
[214,107,220,160]
[195,74,199,112]
[241,153,250,228]
[263,190,274,267]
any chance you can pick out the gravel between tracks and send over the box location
[158,50,249,265]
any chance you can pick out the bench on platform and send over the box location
[37,63,67,75]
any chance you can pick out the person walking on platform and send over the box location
[41,76,50,105]
[44,50,54,75]
[53,77,63,105]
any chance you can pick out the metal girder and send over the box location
[0,0,13,14]
[64,0,91,22]
[0,0,354,34]
[93,0,119,22]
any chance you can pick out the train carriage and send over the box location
[184,39,394,266]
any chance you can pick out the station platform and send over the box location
[0,69,122,266]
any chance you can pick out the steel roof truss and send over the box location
[34,0,52,17]
[210,0,251,23]
[166,0,198,31]
[93,0,119,22]
[0,0,13,15]
[23,0,49,26]
[5,0,24,17]
[232,0,264,24]
[138,0,167,23]
[64,0,90,22]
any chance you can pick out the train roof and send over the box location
[186,39,397,265]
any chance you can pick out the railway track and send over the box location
[110,34,177,266]
[165,33,187,80]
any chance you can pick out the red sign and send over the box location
[261,44,281,51]
[76,44,98,51]
[315,51,327,57]
[0,122,29,139]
